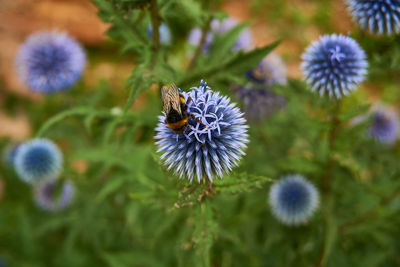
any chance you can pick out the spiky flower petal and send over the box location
[188,18,252,52]
[301,34,368,99]
[15,30,86,93]
[347,0,400,35]
[155,80,249,183]
[269,174,319,226]
[34,179,75,212]
[369,107,399,144]
[14,138,62,184]
[148,23,172,45]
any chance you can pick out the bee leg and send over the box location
[190,114,206,127]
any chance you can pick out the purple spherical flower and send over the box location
[147,23,172,45]
[188,17,253,53]
[14,138,62,184]
[247,53,288,86]
[233,84,286,121]
[269,174,319,226]
[347,0,400,35]
[301,34,368,99]
[369,107,399,144]
[155,80,249,183]
[34,179,75,212]
[2,142,21,167]
[15,30,86,93]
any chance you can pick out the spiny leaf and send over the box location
[213,173,273,194]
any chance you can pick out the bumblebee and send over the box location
[161,84,189,133]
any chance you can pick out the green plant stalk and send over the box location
[339,182,400,234]
[316,100,341,267]
[149,0,161,69]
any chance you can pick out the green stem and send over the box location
[149,0,160,69]
[188,17,213,71]
[339,183,400,234]
[316,100,341,267]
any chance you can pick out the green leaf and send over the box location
[213,173,273,194]
[124,64,153,112]
[208,22,251,63]
[192,201,217,267]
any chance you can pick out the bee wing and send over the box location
[161,84,182,115]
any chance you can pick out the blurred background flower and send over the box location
[233,53,287,121]
[15,30,86,93]
[301,34,368,99]
[269,174,319,226]
[34,179,75,212]
[14,138,62,184]
[188,17,253,53]
[2,142,21,167]
[368,107,399,145]
[147,23,172,45]
[347,0,400,35]
[155,81,249,183]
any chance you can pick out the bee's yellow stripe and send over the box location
[179,96,185,104]
[167,117,188,130]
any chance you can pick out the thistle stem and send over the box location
[339,183,400,234]
[316,100,342,267]
[149,0,160,69]
[188,17,212,71]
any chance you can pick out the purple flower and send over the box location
[14,138,62,184]
[369,107,399,144]
[188,18,253,53]
[2,142,21,167]
[147,23,172,45]
[247,53,288,86]
[15,30,86,93]
[34,179,75,212]
[269,174,319,226]
[301,34,368,99]
[347,0,400,35]
[155,80,249,183]
[233,84,286,121]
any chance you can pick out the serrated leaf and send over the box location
[213,173,273,194]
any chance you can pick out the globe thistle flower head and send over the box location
[233,85,286,121]
[269,174,319,226]
[188,17,253,53]
[369,107,399,144]
[147,23,172,45]
[34,179,75,212]
[14,138,62,184]
[247,53,288,87]
[15,30,86,93]
[155,80,249,183]
[2,142,21,167]
[347,0,400,35]
[301,34,368,99]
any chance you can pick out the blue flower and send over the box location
[14,138,62,184]
[188,18,253,53]
[301,34,368,99]
[233,85,286,121]
[269,174,319,226]
[15,30,86,93]
[347,0,400,35]
[147,23,172,45]
[2,142,21,167]
[34,179,75,212]
[155,80,249,183]
[369,107,399,144]
[247,53,288,86]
